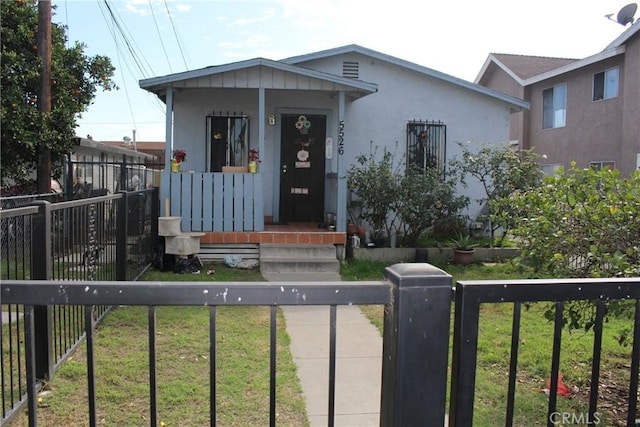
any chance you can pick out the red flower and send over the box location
[172,149,186,163]
[249,149,260,162]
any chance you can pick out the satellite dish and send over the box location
[616,3,637,26]
[123,136,132,144]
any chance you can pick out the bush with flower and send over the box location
[172,149,186,164]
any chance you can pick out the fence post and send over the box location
[31,200,54,380]
[116,192,128,280]
[380,263,453,427]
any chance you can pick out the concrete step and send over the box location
[260,244,340,276]
[260,243,338,258]
[199,243,260,261]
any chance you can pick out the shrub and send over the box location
[396,165,468,247]
[347,144,400,241]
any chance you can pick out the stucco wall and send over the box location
[529,56,625,171]
[621,36,640,175]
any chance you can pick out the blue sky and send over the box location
[52,0,633,142]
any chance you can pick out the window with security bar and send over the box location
[206,114,249,172]
[406,121,446,176]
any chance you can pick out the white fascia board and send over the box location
[523,46,625,86]
[139,57,377,93]
[474,54,525,86]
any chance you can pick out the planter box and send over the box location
[352,247,520,264]
[158,216,182,236]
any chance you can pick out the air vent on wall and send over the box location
[342,61,359,79]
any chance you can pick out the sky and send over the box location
[51,0,634,143]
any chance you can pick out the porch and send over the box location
[200,221,346,246]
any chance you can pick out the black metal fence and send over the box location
[0,188,159,423]
[2,263,638,426]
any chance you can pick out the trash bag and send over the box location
[151,238,175,272]
[224,255,243,268]
[173,256,203,274]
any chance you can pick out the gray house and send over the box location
[139,44,527,243]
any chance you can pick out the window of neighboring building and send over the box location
[206,114,249,172]
[542,83,567,129]
[589,161,616,171]
[593,67,619,101]
[406,120,446,177]
[541,163,563,176]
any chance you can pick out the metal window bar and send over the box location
[406,120,446,178]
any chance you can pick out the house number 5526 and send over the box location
[338,120,345,155]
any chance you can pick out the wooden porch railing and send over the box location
[168,172,264,232]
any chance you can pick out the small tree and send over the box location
[450,142,542,243]
[1,1,117,186]
[508,164,640,342]
[347,144,400,242]
[396,165,468,247]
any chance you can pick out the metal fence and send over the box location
[2,263,638,426]
[0,188,159,423]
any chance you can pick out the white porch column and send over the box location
[258,87,265,161]
[336,91,347,233]
[160,88,173,216]
[254,87,265,229]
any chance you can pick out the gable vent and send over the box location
[342,61,359,79]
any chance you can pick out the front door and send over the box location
[279,114,326,223]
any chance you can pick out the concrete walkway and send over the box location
[281,305,383,427]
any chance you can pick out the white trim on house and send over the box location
[475,20,638,88]
[139,57,378,98]
[474,54,528,86]
[522,46,626,85]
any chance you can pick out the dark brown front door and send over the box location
[279,114,326,223]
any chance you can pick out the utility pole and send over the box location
[37,0,52,194]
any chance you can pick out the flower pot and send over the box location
[171,160,180,172]
[248,161,258,173]
[453,248,474,265]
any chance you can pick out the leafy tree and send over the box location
[396,165,468,247]
[450,142,542,243]
[509,164,640,278]
[1,0,116,186]
[507,164,640,343]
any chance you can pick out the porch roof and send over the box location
[139,57,378,100]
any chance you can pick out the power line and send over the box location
[149,0,173,73]
[163,0,189,70]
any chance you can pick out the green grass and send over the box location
[345,259,636,427]
[9,262,307,427]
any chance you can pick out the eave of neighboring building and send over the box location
[522,45,626,85]
[139,57,378,99]
[282,44,530,112]
[603,19,640,50]
[476,19,639,88]
[73,137,158,160]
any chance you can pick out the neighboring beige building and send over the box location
[476,20,640,176]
